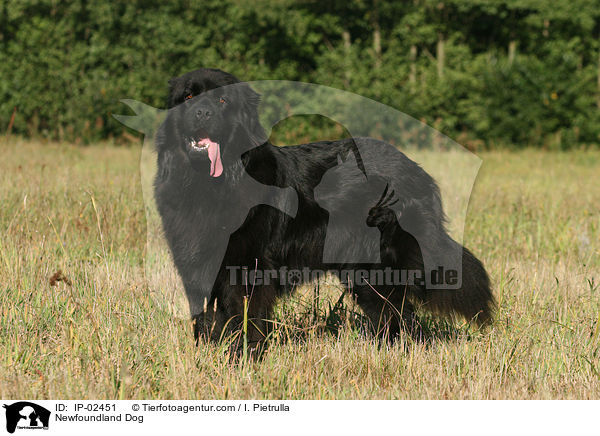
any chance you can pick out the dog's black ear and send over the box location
[239,83,267,146]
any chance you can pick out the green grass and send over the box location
[0,138,599,399]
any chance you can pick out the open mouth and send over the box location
[187,137,212,151]
[185,135,223,178]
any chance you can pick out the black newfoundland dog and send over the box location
[155,68,494,345]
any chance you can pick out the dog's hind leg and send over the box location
[350,284,421,340]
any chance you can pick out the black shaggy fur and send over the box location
[154,68,494,345]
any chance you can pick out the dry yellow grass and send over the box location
[0,138,598,399]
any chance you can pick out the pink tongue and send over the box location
[200,138,223,177]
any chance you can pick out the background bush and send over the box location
[1,0,600,148]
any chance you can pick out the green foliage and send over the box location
[1,0,600,147]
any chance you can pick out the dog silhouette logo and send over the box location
[3,402,50,433]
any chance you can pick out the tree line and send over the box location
[1,0,600,148]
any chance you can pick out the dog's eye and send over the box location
[219,97,226,104]
[185,94,193,100]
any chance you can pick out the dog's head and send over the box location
[161,68,266,177]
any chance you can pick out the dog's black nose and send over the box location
[195,107,212,120]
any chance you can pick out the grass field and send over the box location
[0,138,598,399]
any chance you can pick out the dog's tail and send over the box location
[418,243,495,327]
[396,196,495,327]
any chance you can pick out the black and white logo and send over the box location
[3,402,50,433]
